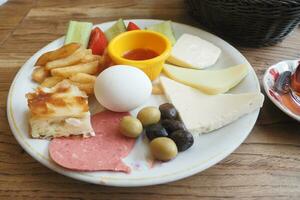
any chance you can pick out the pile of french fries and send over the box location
[32,43,104,95]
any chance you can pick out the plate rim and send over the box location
[7,19,261,187]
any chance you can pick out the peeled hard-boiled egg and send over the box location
[94,65,152,112]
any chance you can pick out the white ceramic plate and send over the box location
[263,60,300,121]
[7,19,261,187]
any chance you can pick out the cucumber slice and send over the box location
[64,21,93,48]
[147,21,176,45]
[104,18,126,41]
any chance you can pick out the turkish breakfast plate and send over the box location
[7,19,263,187]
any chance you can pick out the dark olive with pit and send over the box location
[161,119,186,134]
[169,130,194,152]
[145,123,168,141]
[159,103,178,120]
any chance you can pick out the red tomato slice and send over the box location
[126,22,140,31]
[88,27,108,55]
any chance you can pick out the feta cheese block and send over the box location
[163,63,248,95]
[167,34,221,69]
[160,77,264,134]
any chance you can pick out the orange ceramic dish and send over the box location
[107,30,172,80]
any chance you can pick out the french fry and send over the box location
[40,76,64,88]
[69,80,94,94]
[32,67,50,83]
[98,55,105,67]
[80,54,101,63]
[35,43,81,66]
[99,49,112,73]
[45,48,90,70]
[69,73,96,83]
[51,60,99,78]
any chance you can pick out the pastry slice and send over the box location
[160,77,264,134]
[26,80,95,138]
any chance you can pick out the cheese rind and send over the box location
[160,77,264,134]
[163,63,248,95]
[167,34,221,69]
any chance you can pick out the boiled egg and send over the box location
[94,65,152,112]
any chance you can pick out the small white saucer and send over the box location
[263,60,300,121]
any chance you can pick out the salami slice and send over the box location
[49,111,135,173]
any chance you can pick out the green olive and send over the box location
[150,137,178,161]
[120,116,143,138]
[137,107,161,126]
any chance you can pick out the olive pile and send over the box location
[120,103,194,161]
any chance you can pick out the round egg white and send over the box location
[94,65,152,112]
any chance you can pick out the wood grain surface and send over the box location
[0,0,300,199]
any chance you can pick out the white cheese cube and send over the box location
[167,34,221,69]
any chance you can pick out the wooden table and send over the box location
[1,0,300,199]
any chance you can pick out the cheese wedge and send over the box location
[163,63,248,95]
[167,34,221,69]
[160,77,264,134]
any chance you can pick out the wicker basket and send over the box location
[186,0,300,47]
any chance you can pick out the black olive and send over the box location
[159,103,178,120]
[169,130,194,152]
[145,123,168,141]
[161,119,186,134]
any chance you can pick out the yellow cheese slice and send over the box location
[163,63,248,95]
